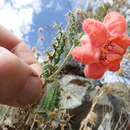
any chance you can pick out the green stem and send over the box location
[47,45,75,81]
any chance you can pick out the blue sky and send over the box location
[26,0,72,52]
[0,0,94,54]
[0,0,113,54]
[0,0,74,54]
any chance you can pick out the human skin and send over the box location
[0,25,43,107]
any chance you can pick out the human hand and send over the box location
[0,25,43,106]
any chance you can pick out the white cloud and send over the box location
[12,0,36,7]
[0,0,42,39]
[12,0,42,13]
[45,1,63,11]
[0,0,4,8]
[46,1,54,9]
[71,0,113,11]
[56,3,63,11]
[71,0,89,10]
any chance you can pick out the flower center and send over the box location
[100,40,112,63]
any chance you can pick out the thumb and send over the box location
[0,47,42,106]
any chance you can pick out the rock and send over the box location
[61,59,84,76]
[105,82,130,112]
[60,75,129,130]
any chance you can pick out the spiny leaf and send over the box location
[39,80,61,112]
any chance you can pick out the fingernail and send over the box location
[17,76,42,106]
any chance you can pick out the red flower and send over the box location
[71,11,130,79]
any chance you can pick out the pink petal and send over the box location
[80,35,91,45]
[112,34,130,50]
[82,19,108,48]
[107,42,125,55]
[101,53,122,65]
[107,60,121,72]
[103,11,127,36]
[84,63,107,79]
[71,43,100,64]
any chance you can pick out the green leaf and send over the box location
[39,81,61,112]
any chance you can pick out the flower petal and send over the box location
[84,63,107,79]
[111,34,130,50]
[107,42,125,55]
[101,53,122,67]
[107,60,121,72]
[80,35,91,45]
[71,43,100,64]
[103,11,127,36]
[82,19,108,47]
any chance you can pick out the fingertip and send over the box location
[30,63,42,76]
[17,76,43,106]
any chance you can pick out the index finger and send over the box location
[0,25,42,75]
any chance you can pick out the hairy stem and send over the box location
[47,45,74,81]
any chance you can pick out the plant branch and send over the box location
[47,44,75,81]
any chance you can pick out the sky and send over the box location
[0,0,68,50]
[0,0,112,51]
[0,0,81,51]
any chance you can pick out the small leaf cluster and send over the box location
[42,26,67,79]
[41,12,82,81]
